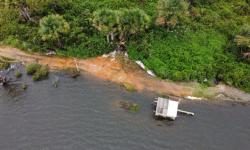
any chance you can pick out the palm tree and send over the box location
[39,14,70,49]
[93,8,151,51]
[93,9,120,43]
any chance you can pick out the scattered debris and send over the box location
[102,54,109,58]
[135,60,146,70]
[0,75,9,86]
[135,60,156,77]
[109,51,117,58]
[185,96,202,101]
[45,51,56,56]
[74,58,79,72]
[147,70,156,77]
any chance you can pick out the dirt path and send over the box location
[1,46,250,101]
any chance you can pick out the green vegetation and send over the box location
[118,101,140,112]
[0,58,10,70]
[15,71,22,78]
[1,0,250,92]
[32,65,49,81]
[26,63,42,75]
[26,63,49,81]
[39,14,70,49]
[93,8,150,44]
[123,82,136,92]
[156,0,189,29]
[128,103,140,112]
[0,56,14,70]
[21,84,28,90]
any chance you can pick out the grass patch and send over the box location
[128,103,140,112]
[21,84,28,90]
[123,82,136,92]
[118,101,140,112]
[32,65,49,81]
[0,56,13,70]
[15,71,22,78]
[26,63,42,75]
[26,63,49,81]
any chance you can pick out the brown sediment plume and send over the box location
[1,46,250,101]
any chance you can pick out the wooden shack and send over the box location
[155,97,179,120]
[154,97,195,120]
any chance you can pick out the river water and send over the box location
[0,68,250,150]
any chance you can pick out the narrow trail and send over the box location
[1,46,250,101]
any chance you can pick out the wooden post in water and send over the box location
[177,109,195,116]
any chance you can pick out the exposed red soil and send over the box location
[1,46,250,101]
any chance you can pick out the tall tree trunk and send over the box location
[57,39,63,49]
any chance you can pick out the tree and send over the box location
[38,14,70,48]
[93,9,120,43]
[156,0,189,29]
[118,9,151,41]
[93,8,151,50]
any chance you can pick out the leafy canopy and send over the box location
[93,8,151,40]
[39,14,70,42]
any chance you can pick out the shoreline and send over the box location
[1,46,250,102]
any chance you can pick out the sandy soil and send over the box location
[1,46,250,101]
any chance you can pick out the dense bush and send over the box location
[26,63,49,81]
[156,0,190,29]
[32,65,49,81]
[128,28,250,91]
[26,63,42,75]
[15,71,22,78]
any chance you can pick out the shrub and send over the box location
[123,82,136,92]
[32,65,49,81]
[15,71,22,78]
[156,0,190,29]
[0,58,10,70]
[26,63,41,75]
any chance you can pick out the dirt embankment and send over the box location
[1,46,250,101]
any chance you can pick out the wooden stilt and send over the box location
[178,109,194,116]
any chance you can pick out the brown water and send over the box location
[0,67,250,150]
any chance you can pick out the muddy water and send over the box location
[0,69,250,150]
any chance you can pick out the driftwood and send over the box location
[0,75,9,86]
